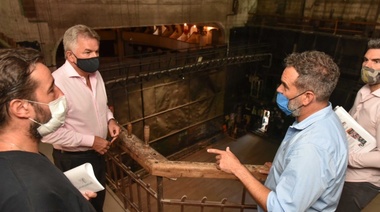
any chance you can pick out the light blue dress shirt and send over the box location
[259,103,348,212]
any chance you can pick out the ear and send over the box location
[302,91,315,106]
[65,51,75,63]
[9,99,32,118]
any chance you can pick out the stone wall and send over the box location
[0,0,256,66]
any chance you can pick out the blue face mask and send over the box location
[276,92,306,116]
[276,93,292,116]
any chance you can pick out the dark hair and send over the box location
[284,51,340,101]
[0,48,42,128]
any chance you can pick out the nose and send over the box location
[92,51,99,57]
[363,60,374,68]
[363,61,369,67]
[276,84,283,93]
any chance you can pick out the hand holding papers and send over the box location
[64,163,105,192]
[334,106,376,153]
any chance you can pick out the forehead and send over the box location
[281,67,299,87]
[364,48,380,59]
[30,63,53,93]
[74,35,99,51]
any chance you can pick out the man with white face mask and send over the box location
[27,95,67,137]
[337,39,380,212]
[0,48,96,211]
[41,24,121,212]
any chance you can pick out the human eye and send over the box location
[48,87,56,96]
[282,82,289,90]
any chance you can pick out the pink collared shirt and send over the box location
[42,61,114,152]
[345,84,380,187]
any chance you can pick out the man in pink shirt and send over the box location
[336,39,380,211]
[42,24,120,212]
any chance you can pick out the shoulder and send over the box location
[52,63,69,84]
[0,152,95,211]
[94,71,105,81]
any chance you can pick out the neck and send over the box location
[296,101,329,122]
[0,140,27,152]
[0,132,40,153]
[369,83,380,92]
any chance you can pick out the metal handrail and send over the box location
[106,129,266,211]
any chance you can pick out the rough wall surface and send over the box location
[0,0,256,66]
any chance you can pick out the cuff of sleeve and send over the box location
[82,135,95,147]
[108,118,118,124]
[106,110,114,122]
[266,191,275,211]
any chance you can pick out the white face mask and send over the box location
[28,96,68,136]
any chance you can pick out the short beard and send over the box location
[29,121,42,140]
[288,98,302,117]
[29,103,51,140]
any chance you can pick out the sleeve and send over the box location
[41,127,94,148]
[98,72,115,123]
[267,144,328,212]
[106,109,114,123]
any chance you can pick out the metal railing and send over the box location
[106,129,265,212]
[100,44,272,89]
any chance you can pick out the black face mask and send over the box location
[72,54,99,73]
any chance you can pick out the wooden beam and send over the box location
[118,130,267,182]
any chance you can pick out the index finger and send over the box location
[109,136,117,144]
[207,148,224,154]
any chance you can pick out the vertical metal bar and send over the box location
[146,185,151,212]
[156,176,164,212]
[140,77,145,127]
[118,152,128,209]
[128,172,134,207]
[300,0,306,17]
[240,187,247,212]
[137,179,142,211]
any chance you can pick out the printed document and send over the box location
[64,162,105,192]
[334,106,376,153]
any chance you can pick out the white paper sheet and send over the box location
[64,162,105,192]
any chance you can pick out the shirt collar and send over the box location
[63,60,96,79]
[63,60,81,78]
[367,84,380,97]
[290,102,332,131]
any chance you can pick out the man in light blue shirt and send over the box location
[208,51,348,211]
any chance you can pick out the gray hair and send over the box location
[367,39,380,49]
[284,51,340,102]
[62,24,100,55]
